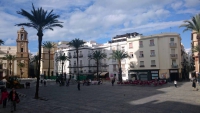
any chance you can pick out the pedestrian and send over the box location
[9,88,19,112]
[77,81,80,91]
[192,75,199,91]
[112,76,116,86]
[1,88,9,108]
[174,80,177,87]
[44,80,46,86]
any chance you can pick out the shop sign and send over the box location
[139,72,148,74]
[170,70,178,73]
[151,71,158,73]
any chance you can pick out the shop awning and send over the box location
[100,72,108,76]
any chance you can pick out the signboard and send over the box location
[170,70,178,73]
[151,71,158,73]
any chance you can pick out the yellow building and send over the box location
[40,45,57,77]
[0,27,29,78]
[191,31,199,72]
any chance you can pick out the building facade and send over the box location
[54,32,184,81]
[191,31,199,72]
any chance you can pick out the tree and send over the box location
[180,13,200,73]
[0,39,4,46]
[43,41,56,79]
[109,50,129,82]
[56,53,68,80]
[68,38,85,81]
[3,54,16,76]
[88,50,107,81]
[16,4,63,99]
[17,62,25,78]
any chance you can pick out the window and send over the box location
[21,48,23,52]
[129,43,133,48]
[140,61,144,65]
[21,54,23,57]
[139,41,143,47]
[172,60,176,65]
[113,64,117,71]
[170,38,174,42]
[130,52,134,58]
[121,46,125,51]
[80,51,82,54]
[74,61,76,65]
[151,60,155,65]
[80,60,82,66]
[150,39,154,46]
[21,34,23,40]
[139,51,144,57]
[150,50,155,57]
[171,49,175,54]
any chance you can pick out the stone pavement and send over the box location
[0,81,200,113]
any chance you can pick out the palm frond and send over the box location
[68,38,85,49]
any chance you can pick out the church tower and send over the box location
[16,27,29,78]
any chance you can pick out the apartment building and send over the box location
[127,33,182,81]
[191,31,198,72]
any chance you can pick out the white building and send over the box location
[54,32,184,81]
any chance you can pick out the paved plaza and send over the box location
[0,81,200,113]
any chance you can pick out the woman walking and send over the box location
[1,88,9,108]
[192,75,199,91]
[9,88,19,112]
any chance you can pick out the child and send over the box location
[174,80,177,88]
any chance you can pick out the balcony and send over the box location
[68,55,72,59]
[139,54,144,58]
[170,54,178,59]
[73,64,77,67]
[150,54,155,57]
[73,55,77,58]
[102,64,107,67]
[140,65,145,67]
[79,64,83,67]
[149,43,155,46]
[80,70,83,73]
[139,45,143,48]
[171,65,178,68]
[88,70,92,73]
[88,54,92,57]
[79,54,83,58]
[169,43,177,48]
[151,65,156,67]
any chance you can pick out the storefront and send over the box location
[129,70,159,80]
[169,69,179,81]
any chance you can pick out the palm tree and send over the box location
[3,54,16,76]
[56,53,68,80]
[17,62,25,78]
[68,38,85,81]
[16,4,63,99]
[109,50,129,82]
[180,13,200,73]
[89,50,107,81]
[43,41,56,79]
[0,39,4,46]
[31,55,39,78]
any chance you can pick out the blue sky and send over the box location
[0,0,200,54]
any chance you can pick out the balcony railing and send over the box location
[140,65,145,67]
[171,65,178,68]
[170,54,178,59]
[150,54,155,57]
[139,54,144,58]
[151,65,156,67]
[73,55,77,58]
[88,54,92,57]
[169,43,177,48]
[102,64,107,67]
[88,70,92,73]
[149,43,155,46]
[68,55,72,59]
[79,54,83,58]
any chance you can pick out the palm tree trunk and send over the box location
[76,49,79,81]
[62,62,64,80]
[48,49,50,79]
[9,61,11,76]
[35,32,43,99]
[119,67,122,82]
[97,60,99,81]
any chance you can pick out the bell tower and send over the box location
[16,27,29,78]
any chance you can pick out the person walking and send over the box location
[77,81,80,91]
[44,80,46,87]
[192,75,199,91]
[174,80,177,88]
[112,76,116,86]
[1,88,9,108]
[9,88,19,112]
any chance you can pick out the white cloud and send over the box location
[184,0,200,8]
[177,9,200,14]
[5,38,15,45]
[185,48,191,53]
[171,1,183,10]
